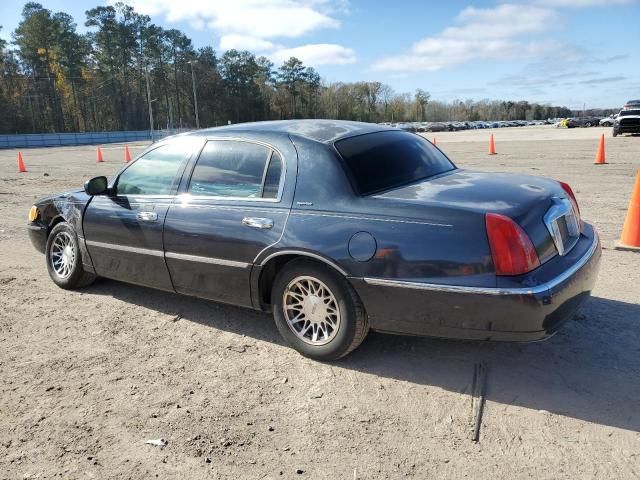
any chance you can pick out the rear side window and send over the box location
[188,140,283,199]
[335,130,455,195]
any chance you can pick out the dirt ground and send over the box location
[1,126,639,479]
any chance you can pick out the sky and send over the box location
[1,0,639,109]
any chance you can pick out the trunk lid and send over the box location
[375,169,576,262]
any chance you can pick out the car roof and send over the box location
[186,119,394,144]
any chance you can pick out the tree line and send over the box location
[1,2,575,134]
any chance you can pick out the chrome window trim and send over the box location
[165,252,249,268]
[175,193,282,204]
[363,233,598,296]
[184,137,287,203]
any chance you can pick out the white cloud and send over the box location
[120,0,356,66]
[534,0,637,7]
[219,35,279,52]
[124,0,341,38]
[372,3,558,72]
[272,44,356,65]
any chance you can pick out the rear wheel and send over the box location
[271,260,369,360]
[46,222,96,289]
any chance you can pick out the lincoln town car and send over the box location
[27,120,601,360]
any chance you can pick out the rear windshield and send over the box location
[335,130,455,195]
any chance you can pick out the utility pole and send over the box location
[145,64,155,142]
[190,60,200,129]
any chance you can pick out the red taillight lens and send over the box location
[558,180,583,231]
[485,213,540,276]
[558,181,580,214]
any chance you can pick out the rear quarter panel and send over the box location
[273,137,496,288]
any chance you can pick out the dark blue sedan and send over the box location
[27,120,601,360]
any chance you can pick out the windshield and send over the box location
[335,130,455,196]
[619,110,640,117]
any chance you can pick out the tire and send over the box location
[45,222,96,289]
[271,259,369,361]
[613,129,618,137]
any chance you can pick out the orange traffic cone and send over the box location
[17,152,27,173]
[433,137,437,145]
[615,170,640,252]
[124,145,132,163]
[96,146,104,163]
[488,134,496,155]
[594,134,606,165]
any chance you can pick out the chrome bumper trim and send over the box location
[363,233,599,296]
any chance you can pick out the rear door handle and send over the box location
[136,211,158,222]
[242,217,273,229]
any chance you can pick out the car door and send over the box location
[163,137,295,307]
[83,138,200,291]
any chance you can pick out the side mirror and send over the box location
[84,176,109,196]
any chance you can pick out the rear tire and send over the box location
[271,259,369,361]
[45,222,96,289]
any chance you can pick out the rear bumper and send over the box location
[350,229,601,341]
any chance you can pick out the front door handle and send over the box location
[242,217,273,229]
[136,211,158,222]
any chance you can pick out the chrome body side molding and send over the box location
[363,233,599,296]
[165,252,249,268]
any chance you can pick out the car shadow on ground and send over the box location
[90,280,640,433]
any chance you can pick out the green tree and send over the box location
[414,89,430,122]
[278,57,306,118]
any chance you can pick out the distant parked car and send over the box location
[623,100,640,109]
[613,109,640,137]
[427,122,448,132]
[600,115,617,127]
[566,117,598,128]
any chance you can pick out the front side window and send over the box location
[117,141,191,195]
[335,130,455,195]
[188,140,283,199]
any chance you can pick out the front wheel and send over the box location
[45,222,96,289]
[271,260,369,360]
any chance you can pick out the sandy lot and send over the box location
[1,126,639,479]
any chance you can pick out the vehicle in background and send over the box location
[623,100,640,109]
[566,117,599,128]
[600,115,617,127]
[613,109,640,137]
[396,122,417,132]
[426,122,448,132]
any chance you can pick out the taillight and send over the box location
[485,213,540,276]
[558,180,583,230]
[558,181,580,214]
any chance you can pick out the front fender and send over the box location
[28,190,95,272]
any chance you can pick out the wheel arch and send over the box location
[254,251,349,309]
[47,214,66,236]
